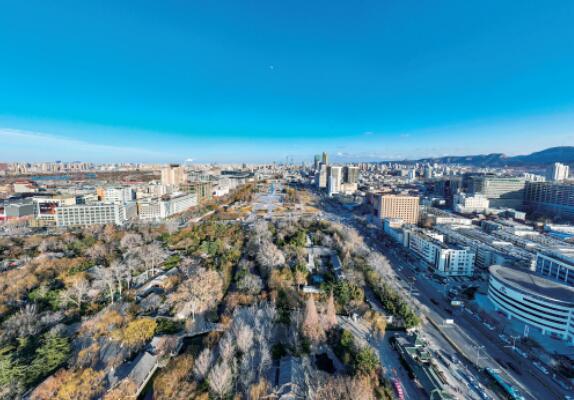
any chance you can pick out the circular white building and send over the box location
[488,265,574,343]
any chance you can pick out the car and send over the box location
[514,347,528,359]
[533,361,549,375]
[498,334,510,344]
[483,322,495,331]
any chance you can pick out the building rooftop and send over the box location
[489,265,574,304]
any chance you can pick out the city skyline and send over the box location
[1,1,574,162]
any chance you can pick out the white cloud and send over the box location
[0,128,172,162]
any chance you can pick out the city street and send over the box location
[315,191,570,400]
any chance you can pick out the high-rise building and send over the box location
[547,162,570,182]
[161,164,187,188]
[315,163,328,188]
[469,176,526,209]
[343,166,359,184]
[375,195,420,224]
[321,152,328,165]
[314,155,321,171]
[524,181,574,220]
[327,166,342,195]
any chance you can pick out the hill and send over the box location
[396,146,574,167]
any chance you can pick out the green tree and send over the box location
[0,346,25,388]
[354,347,379,377]
[26,333,70,385]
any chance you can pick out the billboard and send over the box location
[38,201,59,215]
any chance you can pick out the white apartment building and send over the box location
[453,192,490,214]
[161,193,197,217]
[101,187,135,203]
[547,162,570,182]
[56,203,131,227]
[404,228,475,276]
[138,193,197,220]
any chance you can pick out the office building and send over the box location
[161,164,187,188]
[184,181,213,202]
[469,176,526,209]
[375,195,420,224]
[316,163,328,189]
[0,198,35,220]
[524,173,546,183]
[34,194,77,223]
[488,265,574,344]
[313,155,321,171]
[547,162,570,182]
[321,152,328,165]
[56,203,131,227]
[97,186,135,204]
[137,193,197,220]
[453,193,489,214]
[404,228,475,277]
[161,193,197,217]
[343,166,359,184]
[535,251,574,287]
[524,181,574,220]
[327,166,342,196]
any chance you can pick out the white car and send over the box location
[498,334,511,344]
[483,322,495,331]
[514,348,528,359]
[533,361,549,375]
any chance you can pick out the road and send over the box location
[315,191,570,400]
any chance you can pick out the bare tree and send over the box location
[1,304,40,340]
[312,375,374,400]
[142,242,165,278]
[193,348,212,381]
[124,256,140,291]
[324,291,337,331]
[218,334,236,362]
[61,276,90,309]
[120,233,143,256]
[169,267,223,321]
[234,323,254,354]
[93,266,116,304]
[109,261,126,299]
[236,272,263,295]
[208,362,234,399]
[86,243,108,263]
[256,241,285,275]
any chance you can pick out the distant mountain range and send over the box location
[393,146,574,167]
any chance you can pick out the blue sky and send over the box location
[1,0,573,163]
